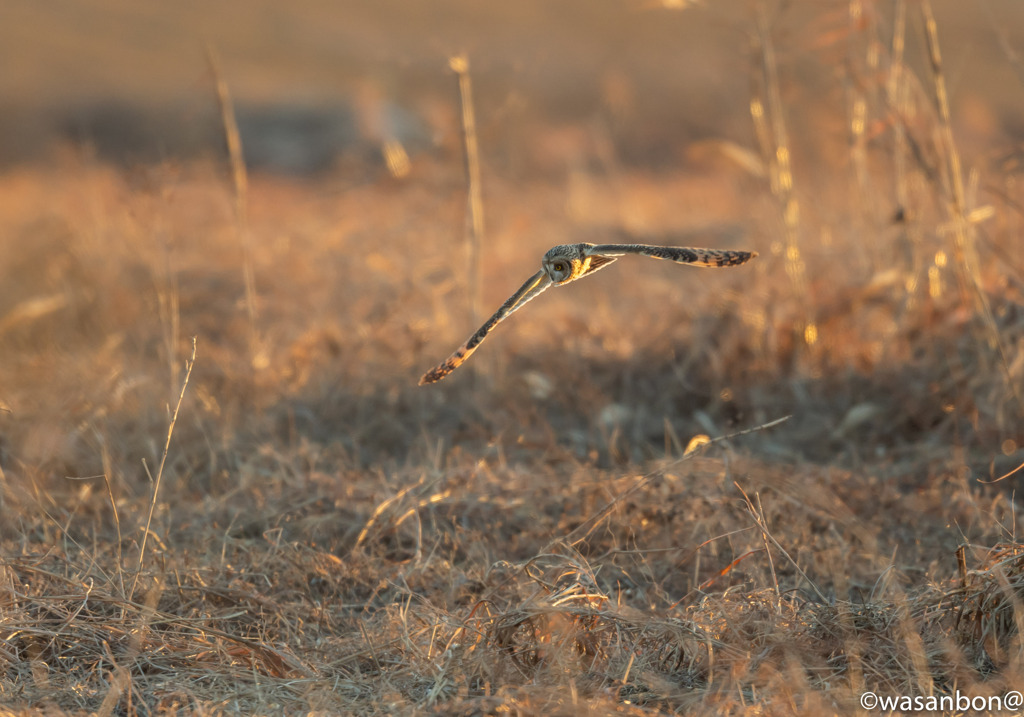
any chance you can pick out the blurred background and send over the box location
[3,1,1022,170]
[0,0,1022,480]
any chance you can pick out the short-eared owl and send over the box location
[419,242,757,385]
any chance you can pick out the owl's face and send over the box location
[542,244,587,285]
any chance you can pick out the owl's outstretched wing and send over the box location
[419,270,553,385]
[587,244,757,268]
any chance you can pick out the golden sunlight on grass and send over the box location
[1,1,1023,714]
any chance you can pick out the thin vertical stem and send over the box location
[450,54,485,330]
[753,4,816,348]
[207,43,260,363]
[130,338,197,600]
[920,0,975,307]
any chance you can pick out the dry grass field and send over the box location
[2,1,1024,714]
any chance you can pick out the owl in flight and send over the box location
[419,242,757,385]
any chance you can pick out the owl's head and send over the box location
[542,244,585,284]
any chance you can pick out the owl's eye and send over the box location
[553,262,566,273]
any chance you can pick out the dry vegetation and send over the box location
[2,1,1024,715]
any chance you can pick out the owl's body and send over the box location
[419,242,756,385]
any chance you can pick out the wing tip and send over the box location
[419,371,440,386]
[419,363,452,385]
[728,249,757,266]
